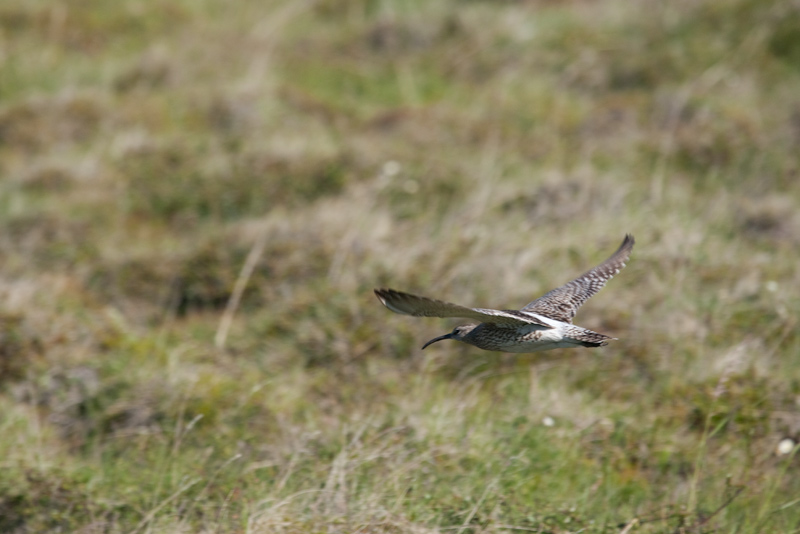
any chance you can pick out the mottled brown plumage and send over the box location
[375,234,634,353]
[521,234,634,323]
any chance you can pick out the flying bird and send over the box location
[374,234,634,353]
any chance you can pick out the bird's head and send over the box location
[421,324,479,349]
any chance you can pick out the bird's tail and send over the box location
[565,326,615,348]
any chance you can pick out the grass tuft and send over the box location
[1,0,798,531]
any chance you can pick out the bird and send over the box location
[374,234,634,353]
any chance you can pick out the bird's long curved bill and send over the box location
[421,333,452,350]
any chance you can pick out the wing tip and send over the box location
[621,233,635,250]
[609,234,635,263]
[374,287,401,309]
[374,288,420,316]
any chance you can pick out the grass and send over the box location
[1,0,800,532]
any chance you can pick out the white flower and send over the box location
[382,160,401,177]
[765,281,778,293]
[777,438,796,455]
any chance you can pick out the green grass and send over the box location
[1,0,800,532]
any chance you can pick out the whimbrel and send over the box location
[375,234,634,353]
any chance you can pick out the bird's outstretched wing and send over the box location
[521,234,634,323]
[374,288,550,327]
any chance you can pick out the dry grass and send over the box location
[1,0,800,532]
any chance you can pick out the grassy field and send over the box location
[1,0,800,532]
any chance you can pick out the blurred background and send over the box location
[1,0,799,532]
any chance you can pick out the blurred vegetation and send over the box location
[1,0,799,532]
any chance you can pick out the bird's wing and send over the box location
[521,234,634,323]
[375,288,549,327]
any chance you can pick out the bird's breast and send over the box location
[467,323,562,352]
